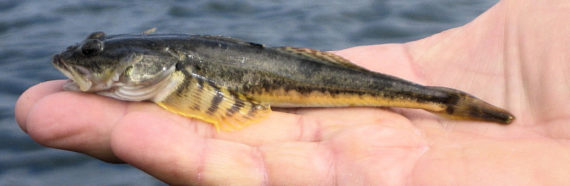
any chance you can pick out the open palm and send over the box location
[15,0,570,185]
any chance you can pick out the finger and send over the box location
[12,81,282,160]
[23,82,130,162]
[15,80,65,132]
[111,112,268,185]
[13,81,287,162]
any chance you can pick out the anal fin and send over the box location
[154,70,271,131]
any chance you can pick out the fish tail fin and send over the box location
[428,86,515,124]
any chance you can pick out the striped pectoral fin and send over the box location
[215,92,272,130]
[155,73,271,131]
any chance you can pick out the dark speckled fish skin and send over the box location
[53,33,515,128]
[128,34,447,102]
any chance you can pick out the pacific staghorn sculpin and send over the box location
[52,31,515,131]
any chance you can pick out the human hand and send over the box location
[15,0,570,185]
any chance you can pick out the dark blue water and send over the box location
[0,0,496,185]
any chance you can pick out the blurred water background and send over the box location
[0,0,496,185]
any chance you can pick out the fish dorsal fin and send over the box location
[275,46,369,71]
[200,35,265,48]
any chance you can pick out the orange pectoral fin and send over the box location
[155,73,271,131]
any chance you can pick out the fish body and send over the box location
[52,32,514,131]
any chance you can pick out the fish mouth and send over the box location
[52,54,93,92]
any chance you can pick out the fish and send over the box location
[52,31,515,131]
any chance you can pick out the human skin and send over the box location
[15,0,570,185]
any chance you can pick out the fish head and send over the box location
[53,31,132,92]
[52,31,176,93]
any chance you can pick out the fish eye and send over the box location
[80,39,104,56]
